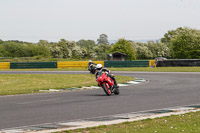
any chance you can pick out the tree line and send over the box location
[0,27,200,60]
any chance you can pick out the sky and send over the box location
[0,0,200,43]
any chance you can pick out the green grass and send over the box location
[59,111,200,133]
[1,67,200,72]
[0,74,134,95]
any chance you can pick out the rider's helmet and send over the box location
[89,60,92,62]
[96,64,102,70]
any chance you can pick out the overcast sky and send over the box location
[0,0,200,42]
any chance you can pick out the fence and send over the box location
[57,61,104,68]
[157,59,200,67]
[104,61,149,67]
[0,62,10,69]
[10,62,57,69]
[4,60,199,69]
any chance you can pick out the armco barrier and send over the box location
[57,61,104,68]
[3,60,152,69]
[0,62,10,69]
[10,62,57,69]
[157,59,200,67]
[104,61,149,67]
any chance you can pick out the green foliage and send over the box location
[77,39,96,48]
[0,39,3,44]
[97,34,109,44]
[0,40,50,58]
[131,41,171,59]
[132,42,153,59]
[147,41,171,58]
[161,27,200,59]
[5,27,197,60]
[31,45,51,57]
[110,39,136,60]
[94,43,111,54]
[0,45,7,57]
[93,43,112,60]
[38,40,49,47]
[77,39,96,58]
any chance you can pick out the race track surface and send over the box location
[0,71,200,129]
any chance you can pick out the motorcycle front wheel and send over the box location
[102,83,112,96]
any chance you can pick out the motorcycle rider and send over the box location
[88,60,97,72]
[95,64,119,88]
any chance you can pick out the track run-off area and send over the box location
[0,71,200,130]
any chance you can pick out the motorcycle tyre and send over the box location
[102,83,112,96]
[113,87,120,95]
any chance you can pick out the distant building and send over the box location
[108,52,127,61]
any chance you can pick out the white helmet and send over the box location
[89,60,92,62]
[96,64,102,70]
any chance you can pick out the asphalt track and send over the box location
[0,71,200,129]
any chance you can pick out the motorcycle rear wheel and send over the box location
[102,83,112,96]
[113,87,120,95]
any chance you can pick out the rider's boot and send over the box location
[114,81,119,88]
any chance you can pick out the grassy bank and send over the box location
[60,111,200,133]
[1,67,200,72]
[0,74,134,95]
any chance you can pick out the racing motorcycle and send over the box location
[89,64,97,74]
[97,72,120,96]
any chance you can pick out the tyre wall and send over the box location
[157,60,200,67]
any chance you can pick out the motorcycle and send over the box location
[97,72,120,96]
[89,64,97,74]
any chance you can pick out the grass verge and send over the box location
[1,67,200,72]
[58,111,200,133]
[0,74,134,95]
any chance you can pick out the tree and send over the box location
[97,34,109,45]
[93,43,112,60]
[77,39,96,48]
[76,39,96,58]
[0,39,3,44]
[0,45,7,57]
[38,40,49,47]
[110,39,136,60]
[147,41,171,58]
[131,42,153,59]
[30,45,50,57]
[2,42,28,57]
[58,39,70,58]
[49,44,63,58]
[161,27,200,59]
